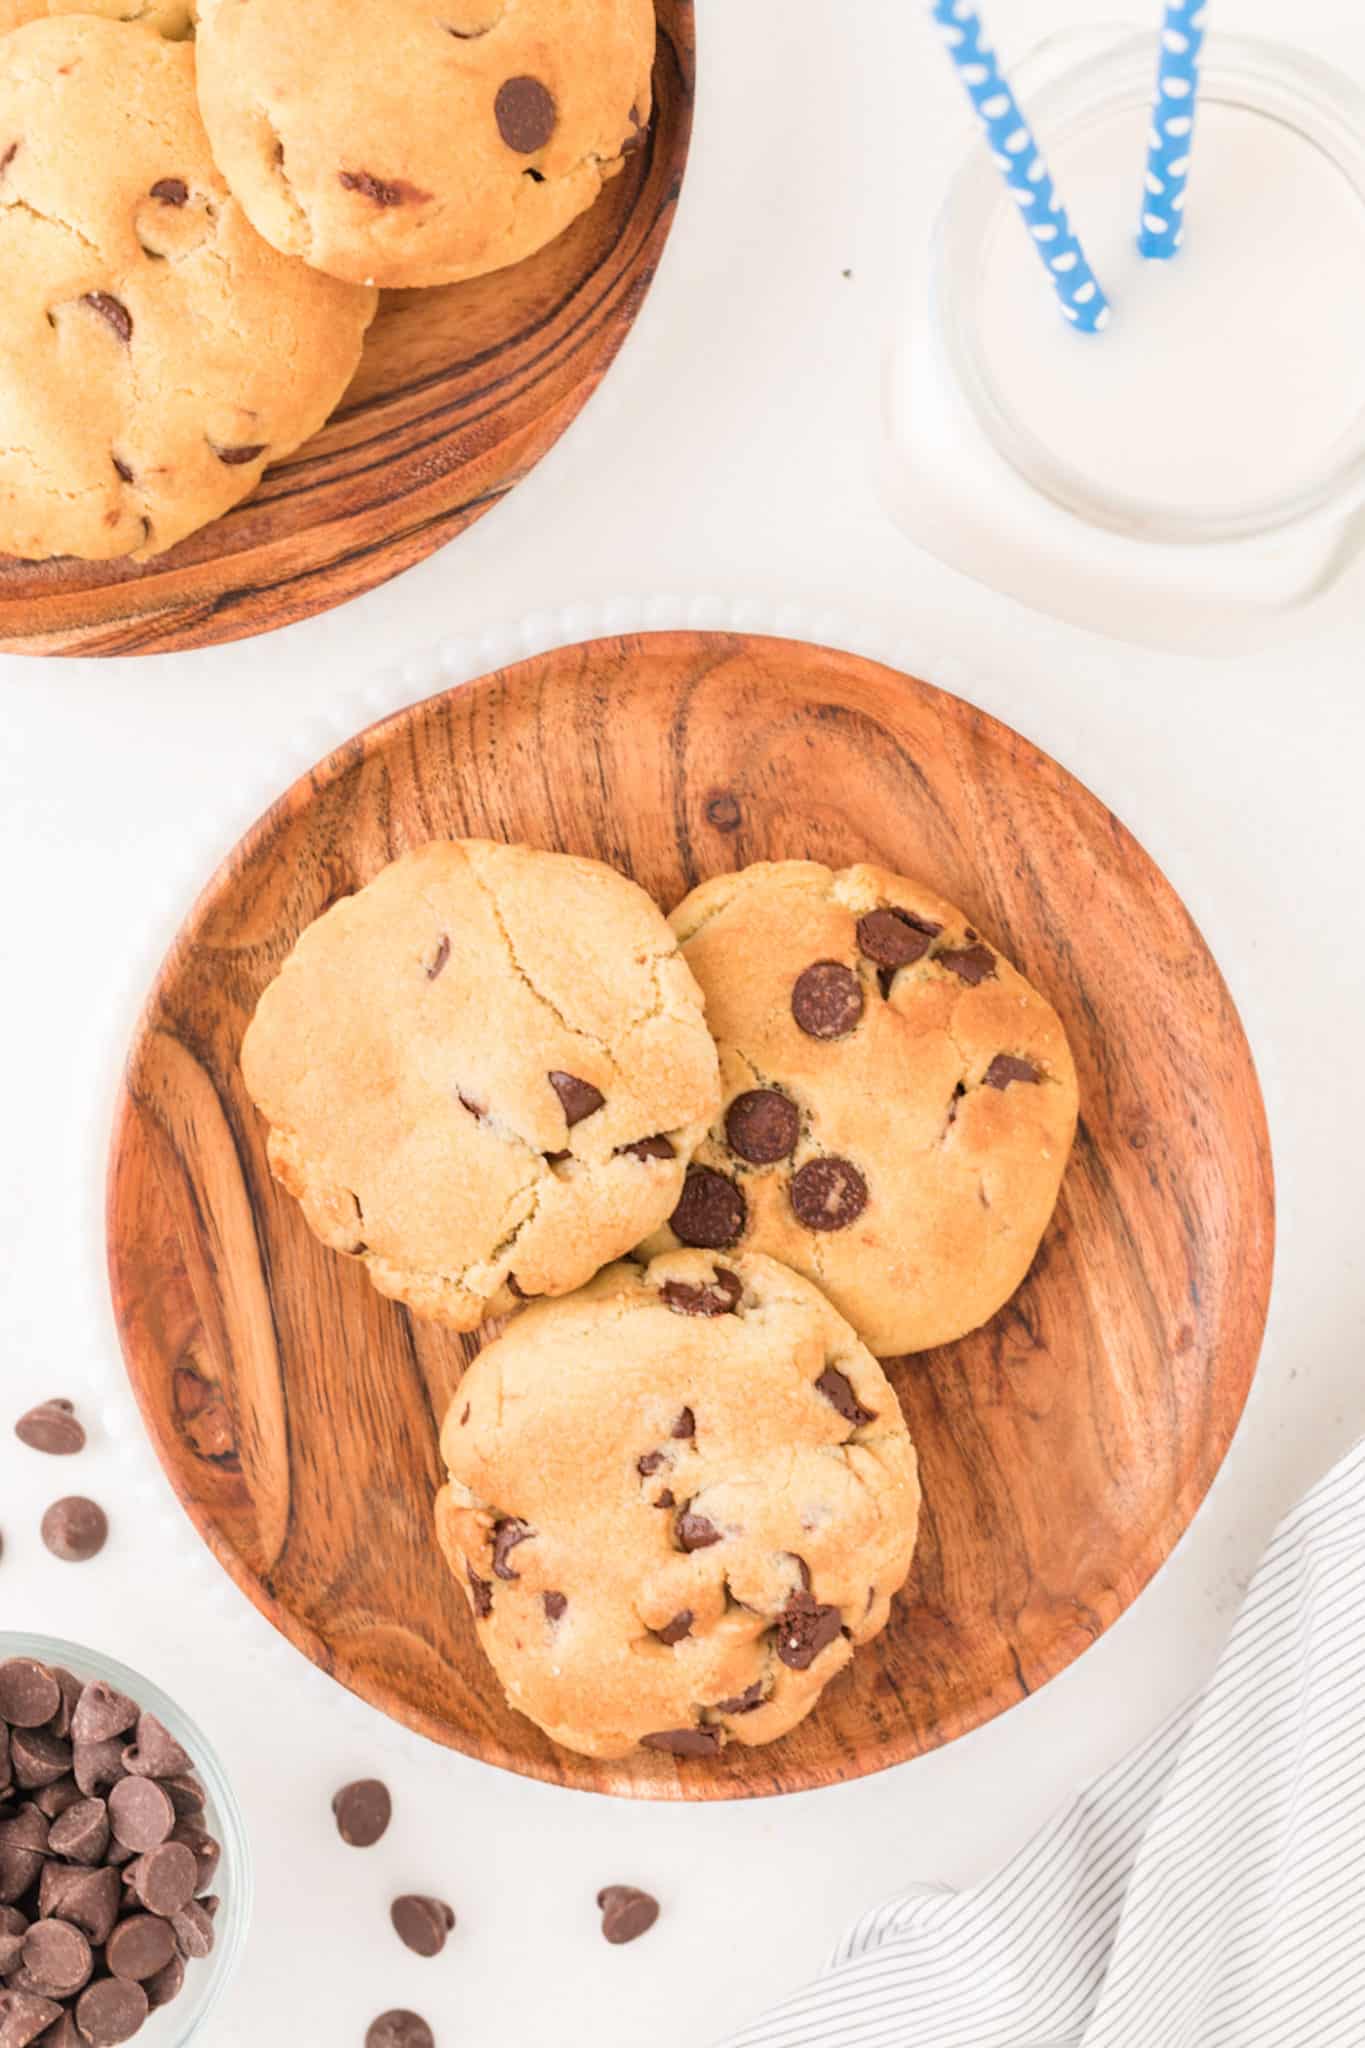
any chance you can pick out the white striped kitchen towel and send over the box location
[722,1434,1365,2048]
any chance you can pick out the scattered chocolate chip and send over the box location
[724,1089,799,1164]
[984,1054,1040,1089]
[331,1780,390,1849]
[616,1135,676,1162]
[653,1611,692,1646]
[640,1727,721,1758]
[80,294,132,345]
[636,1450,666,1477]
[548,1071,604,1126]
[491,1517,534,1580]
[40,1498,107,1563]
[669,1166,746,1249]
[791,961,864,1039]
[790,1157,868,1232]
[0,1990,61,2046]
[775,1591,843,1671]
[71,1739,126,1800]
[654,1489,675,1510]
[13,1402,84,1456]
[466,1564,493,1619]
[494,75,557,152]
[937,942,996,986]
[21,1919,91,1996]
[107,1778,173,1854]
[661,1271,740,1318]
[597,1884,658,1944]
[122,1842,197,1919]
[169,1898,215,1960]
[713,1681,765,1714]
[46,1800,108,1868]
[366,2014,434,2048]
[856,907,940,972]
[75,1976,148,2045]
[144,1951,184,2010]
[815,1365,875,1429]
[9,1729,69,1791]
[338,169,432,207]
[425,935,450,980]
[0,1667,59,1731]
[122,1715,191,1782]
[209,441,267,466]
[71,1685,137,1748]
[542,1592,567,1623]
[675,1508,721,1553]
[149,177,188,205]
[390,1895,454,1958]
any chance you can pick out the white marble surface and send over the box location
[2,3,1364,2044]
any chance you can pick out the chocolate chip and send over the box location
[366,2014,434,2048]
[13,1402,84,1456]
[112,454,134,483]
[425,935,450,981]
[636,1450,667,1477]
[105,1913,174,1983]
[74,1977,148,2045]
[0,1846,43,1910]
[815,1365,875,1428]
[123,1843,196,1919]
[669,1167,745,1250]
[724,1089,799,1164]
[616,1135,676,1162]
[856,907,940,971]
[45,1799,108,1867]
[46,1671,83,1743]
[71,1685,137,1748]
[168,1897,215,1961]
[331,1780,390,1848]
[0,1991,61,2046]
[121,1716,190,1783]
[149,177,188,206]
[339,169,432,207]
[40,1498,107,1563]
[652,1611,692,1646]
[654,1489,675,1509]
[209,442,266,466]
[596,1885,659,1944]
[790,1158,867,1232]
[661,1270,740,1318]
[984,1053,1040,1089]
[169,1820,218,1889]
[547,1072,604,1126]
[542,1150,569,1166]
[39,1865,119,1946]
[791,961,864,1039]
[542,1592,567,1623]
[0,144,16,177]
[0,1908,24,1976]
[21,1920,90,1996]
[467,1565,493,1619]
[145,1951,184,2010]
[80,294,132,345]
[71,1739,126,1800]
[0,1809,46,1855]
[775,1591,843,1671]
[8,1730,69,1791]
[161,1774,205,1819]
[494,75,557,152]
[671,1407,696,1439]
[713,1681,765,1714]
[390,1895,454,1958]
[640,1727,721,1757]
[0,1667,59,1731]
[107,1778,173,1853]
[457,1092,486,1120]
[937,943,996,986]
[491,1517,534,1580]
[675,1507,721,1552]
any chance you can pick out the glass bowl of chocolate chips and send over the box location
[0,1635,250,2047]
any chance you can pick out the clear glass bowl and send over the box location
[0,1633,251,2045]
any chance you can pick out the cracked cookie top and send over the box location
[0,16,377,563]
[435,1250,920,1759]
[241,840,722,1333]
[193,0,656,289]
[640,861,1079,1357]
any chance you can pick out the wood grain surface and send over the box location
[0,5,692,659]
[106,632,1275,1799]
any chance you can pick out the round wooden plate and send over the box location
[107,632,1274,1799]
[0,7,693,659]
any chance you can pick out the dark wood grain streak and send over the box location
[0,6,693,658]
[106,633,1274,1799]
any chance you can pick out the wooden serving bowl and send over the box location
[106,632,1274,1799]
[0,3,693,658]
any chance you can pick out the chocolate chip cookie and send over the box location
[193,0,655,289]
[241,841,721,1333]
[642,861,1078,1356]
[435,1251,920,1759]
[0,17,376,563]
[0,1,192,37]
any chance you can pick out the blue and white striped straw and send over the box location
[929,0,1110,334]
[1139,3,1208,258]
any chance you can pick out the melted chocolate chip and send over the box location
[490,1517,534,1581]
[210,442,267,466]
[653,1611,692,1646]
[80,294,132,346]
[984,1054,1040,1089]
[789,1158,868,1232]
[637,1451,667,1477]
[654,1489,675,1510]
[466,1564,492,1619]
[713,1681,765,1714]
[661,1271,740,1318]
[111,456,133,484]
[669,1166,746,1250]
[856,906,941,969]
[937,943,996,986]
[724,1089,799,1164]
[338,169,432,207]
[149,178,188,206]
[542,1592,567,1623]
[548,1071,604,1126]
[425,935,450,980]
[775,1591,843,1671]
[815,1365,875,1428]
[671,1407,696,1439]
[494,75,557,153]
[616,1135,676,1162]
[791,961,864,1040]
[675,1508,721,1553]
[640,1727,720,1757]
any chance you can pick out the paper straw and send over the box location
[1139,3,1208,258]
[929,0,1110,334]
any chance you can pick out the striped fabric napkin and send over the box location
[723,1437,1365,2048]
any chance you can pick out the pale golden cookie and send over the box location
[193,0,655,289]
[642,862,1078,1356]
[0,18,376,563]
[0,0,192,35]
[436,1251,920,1760]
[241,841,721,1333]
